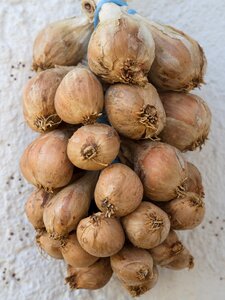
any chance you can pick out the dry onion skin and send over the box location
[165,248,194,270]
[66,258,112,290]
[105,83,166,140]
[60,233,98,268]
[88,4,155,86]
[23,67,72,132]
[121,140,188,201]
[123,266,158,297]
[185,162,204,197]
[54,67,104,125]
[20,130,73,192]
[110,245,154,286]
[32,16,93,71]
[36,231,63,260]
[77,212,125,257]
[25,188,56,229]
[94,163,143,217]
[159,92,212,151]
[67,124,120,171]
[122,202,170,249]
[43,172,98,239]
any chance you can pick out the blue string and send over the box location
[94,0,137,28]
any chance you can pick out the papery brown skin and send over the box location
[20,130,74,192]
[122,202,170,249]
[25,188,57,229]
[159,92,212,151]
[88,14,155,86]
[77,212,125,257]
[60,232,98,268]
[67,124,120,171]
[105,83,166,140]
[165,248,194,270]
[185,162,204,196]
[43,172,98,239]
[32,17,93,71]
[81,0,96,21]
[150,230,186,266]
[121,140,188,201]
[162,192,205,230]
[94,163,143,217]
[110,245,154,285]
[54,67,104,125]
[23,67,73,133]
[66,258,112,290]
[36,231,63,259]
[123,266,158,297]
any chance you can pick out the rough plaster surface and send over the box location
[0,0,225,299]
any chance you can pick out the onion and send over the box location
[121,140,188,201]
[185,162,204,197]
[88,6,155,86]
[159,92,212,151]
[43,172,98,239]
[54,67,104,125]
[123,266,158,297]
[165,248,194,270]
[25,188,56,229]
[94,163,143,217]
[67,124,120,170]
[36,231,63,259]
[122,202,170,249]
[32,16,93,71]
[20,130,74,192]
[162,192,205,230]
[65,258,112,290]
[60,233,98,268]
[105,83,166,140]
[77,212,125,257]
[110,245,154,285]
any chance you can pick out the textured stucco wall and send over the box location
[0,0,225,299]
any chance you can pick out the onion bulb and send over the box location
[185,162,204,197]
[23,67,72,132]
[66,258,112,290]
[159,92,212,151]
[121,140,188,201]
[105,83,166,140]
[88,4,155,86]
[67,124,120,170]
[122,202,170,249]
[162,192,205,230]
[77,212,125,257]
[25,188,56,229]
[43,172,98,239]
[36,231,63,259]
[60,233,98,268]
[32,16,93,71]
[165,249,194,270]
[54,67,104,125]
[110,245,154,285]
[20,130,74,192]
[94,163,143,217]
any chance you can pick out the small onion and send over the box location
[20,130,74,192]
[105,83,166,140]
[121,140,188,201]
[77,212,125,257]
[165,248,194,270]
[67,124,120,170]
[23,67,72,133]
[66,258,112,290]
[159,92,212,151]
[60,233,98,268]
[43,172,98,239]
[94,163,143,217]
[185,162,204,196]
[25,188,56,229]
[54,67,104,125]
[122,202,170,249]
[110,245,154,285]
[36,231,63,259]
[123,266,158,297]
[162,192,205,230]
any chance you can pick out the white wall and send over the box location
[0,0,225,299]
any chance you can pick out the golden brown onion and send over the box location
[165,248,194,270]
[185,162,204,197]
[36,231,63,259]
